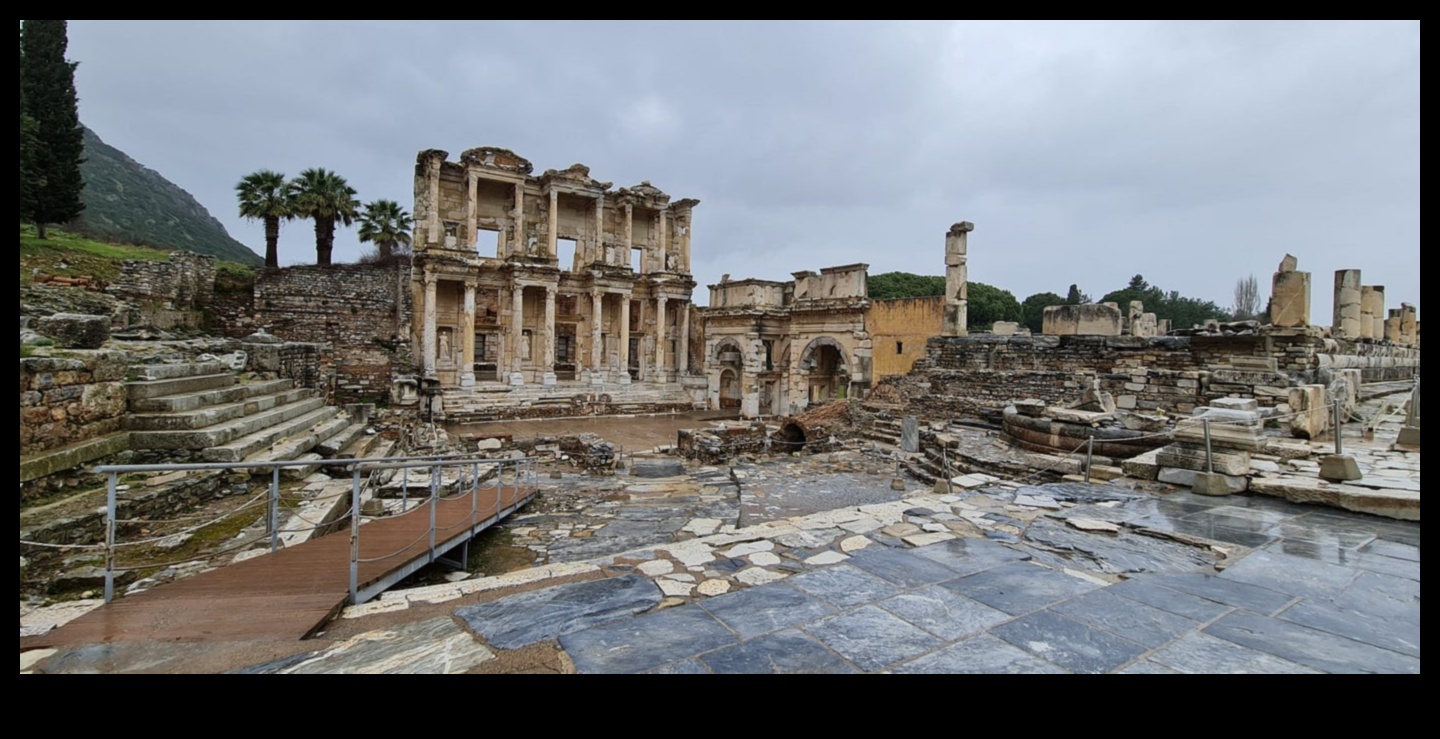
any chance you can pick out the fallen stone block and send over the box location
[1157,467,1247,494]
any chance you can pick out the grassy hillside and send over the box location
[76,126,263,265]
[20,224,253,285]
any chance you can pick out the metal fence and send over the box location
[81,453,536,604]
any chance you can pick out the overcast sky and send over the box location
[68,20,1419,317]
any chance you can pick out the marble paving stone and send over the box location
[890,634,1065,674]
[1143,573,1295,616]
[1277,599,1419,657]
[1270,521,1376,550]
[1204,611,1420,674]
[734,567,788,586]
[910,537,1031,576]
[1023,518,1218,575]
[1330,571,1420,622]
[1185,505,1293,527]
[1105,578,1233,622]
[1132,515,1275,548]
[804,605,943,672]
[941,562,1103,616]
[847,548,965,588]
[1359,538,1420,563]
[454,574,662,650]
[285,618,494,674]
[804,551,850,566]
[877,585,1010,641]
[991,610,1148,674]
[1149,633,1320,674]
[789,564,902,609]
[1219,549,1358,600]
[1050,589,1198,648]
[699,630,858,674]
[698,584,836,639]
[561,605,737,674]
[646,659,711,675]
[1116,660,1180,674]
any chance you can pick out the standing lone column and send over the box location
[466,172,479,251]
[547,189,559,259]
[623,203,634,266]
[422,271,438,378]
[1333,269,1363,339]
[460,279,477,387]
[1269,254,1311,327]
[942,222,973,336]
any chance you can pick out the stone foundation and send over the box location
[19,351,129,456]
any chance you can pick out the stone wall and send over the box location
[19,351,129,456]
[870,331,1421,420]
[107,252,217,330]
[868,296,944,382]
[253,263,414,402]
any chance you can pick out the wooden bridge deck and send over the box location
[22,484,534,648]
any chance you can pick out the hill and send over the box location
[75,126,262,265]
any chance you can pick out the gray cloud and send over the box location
[68,20,1418,318]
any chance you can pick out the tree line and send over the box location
[236,169,412,269]
[868,271,1232,333]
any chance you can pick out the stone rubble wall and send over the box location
[107,251,217,308]
[19,351,129,456]
[253,263,414,403]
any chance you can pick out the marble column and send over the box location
[592,195,605,267]
[507,182,524,258]
[942,222,973,336]
[655,295,668,380]
[658,210,669,272]
[1333,269,1363,339]
[619,295,631,383]
[547,189,559,259]
[590,290,604,379]
[511,285,525,381]
[681,211,692,272]
[1361,286,1385,340]
[427,159,442,245]
[543,286,557,369]
[466,173,478,251]
[460,279,477,387]
[678,301,690,375]
[422,271,438,378]
[623,203,633,265]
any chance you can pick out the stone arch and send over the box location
[719,368,742,409]
[797,336,850,406]
[713,338,745,365]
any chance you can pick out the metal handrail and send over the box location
[79,452,537,603]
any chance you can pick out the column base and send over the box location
[459,372,476,388]
[618,374,632,386]
[542,372,558,387]
[589,371,607,386]
[508,372,525,387]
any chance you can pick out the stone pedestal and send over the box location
[459,372,476,388]
[1288,384,1328,439]
[618,373,632,386]
[508,372,524,387]
[590,371,607,386]
[1319,454,1362,482]
[542,372,558,387]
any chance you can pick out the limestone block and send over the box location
[1277,254,1299,272]
[1158,467,1248,493]
[1173,422,1263,451]
[1191,471,1238,496]
[1157,444,1252,476]
[1287,384,1327,439]
[1120,448,1161,481]
[1042,304,1122,336]
[1331,269,1362,339]
[34,313,110,349]
[1211,398,1259,412]
[992,321,1018,336]
[1269,270,1311,327]
[1189,407,1262,427]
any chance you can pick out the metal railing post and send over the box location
[1333,399,1344,455]
[429,466,439,558]
[402,466,409,514]
[349,467,361,604]
[1203,418,1214,474]
[1084,437,1095,483]
[269,467,281,553]
[104,472,118,604]
[471,462,480,530]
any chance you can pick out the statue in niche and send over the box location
[437,330,452,363]
[604,244,615,264]
[665,252,678,272]
[526,235,541,257]
[520,331,533,361]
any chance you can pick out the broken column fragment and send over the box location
[1399,303,1418,347]
[1332,269,1363,339]
[1268,254,1310,328]
[1359,286,1383,340]
[941,222,972,337]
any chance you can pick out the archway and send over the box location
[798,337,849,406]
[719,369,742,409]
[776,422,807,451]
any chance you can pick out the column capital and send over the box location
[423,269,438,286]
[545,285,557,297]
[464,277,479,290]
[549,189,559,202]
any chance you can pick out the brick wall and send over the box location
[107,251,217,308]
[253,263,414,402]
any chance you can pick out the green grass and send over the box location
[20,223,257,286]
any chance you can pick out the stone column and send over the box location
[427,158,442,245]
[543,287,557,372]
[592,195,605,267]
[680,209,693,272]
[466,173,478,251]
[510,285,525,383]
[658,210,669,272]
[942,221,973,336]
[623,203,634,265]
[507,182,525,259]
[655,295,668,380]
[1385,310,1403,344]
[547,189,559,259]
[1333,269,1363,339]
[590,290,604,382]
[1400,303,1418,346]
[460,279,477,387]
[422,271,438,378]
[619,295,632,384]
[678,301,690,375]
[1359,286,1379,339]
[1366,286,1386,339]
[1269,254,1310,327]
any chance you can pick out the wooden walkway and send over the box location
[22,484,534,648]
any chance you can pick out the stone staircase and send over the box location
[123,362,369,467]
[444,381,699,423]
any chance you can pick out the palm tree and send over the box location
[288,168,359,266]
[357,199,413,262]
[235,170,293,269]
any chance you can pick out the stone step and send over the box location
[127,362,228,382]
[316,422,368,458]
[124,388,313,431]
[128,379,295,414]
[282,453,325,481]
[219,409,348,465]
[132,397,327,452]
[127,373,236,402]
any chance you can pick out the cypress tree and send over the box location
[20,20,85,239]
